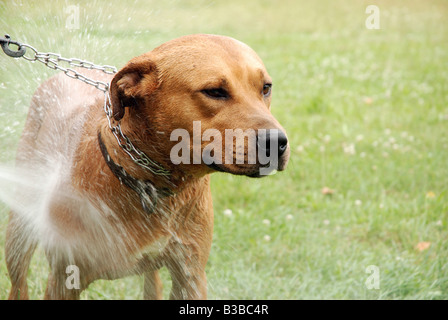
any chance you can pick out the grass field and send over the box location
[0,0,447,299]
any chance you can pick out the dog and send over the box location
[5,34,290,299]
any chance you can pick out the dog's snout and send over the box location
[258,129,288,157]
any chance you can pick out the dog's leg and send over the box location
[165,244,209,300]
[44,270,84,300]
[44,253,87,300]
[165,193,214,300]
[143,269,163,300]
[5,211,38,300]
[168,261,208,300]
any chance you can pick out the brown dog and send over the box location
[5,34,289,299]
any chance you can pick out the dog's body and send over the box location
[5,34,289,299]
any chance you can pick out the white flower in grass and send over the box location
[343,143,356,155]
[262,219,271,226]
[223,209,233,217]
[286,214,293,221]
[355,200,362,206]
[263,235,271,242]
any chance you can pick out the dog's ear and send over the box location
[109,54,159,121]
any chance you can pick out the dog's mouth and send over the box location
[206,161,281,178]
[203,143,290,177]
[201,128,290,177]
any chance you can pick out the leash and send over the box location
[1,34,115,91]
[1,34,172,212]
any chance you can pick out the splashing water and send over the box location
[0,0,176,237]
[0,0,231,299]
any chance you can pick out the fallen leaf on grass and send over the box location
[415,241,431,252]
[321,187,335,195]
[363,97,373,105]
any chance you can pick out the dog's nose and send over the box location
[277,131,288,156]
[258,129,289,157]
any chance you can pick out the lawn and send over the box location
[0,0,447,299]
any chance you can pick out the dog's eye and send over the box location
[262,83,272,97]
[201,88,230,100]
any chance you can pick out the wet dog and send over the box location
[5,34,289,299]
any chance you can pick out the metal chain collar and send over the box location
[103,92,170,177]
[1,35,170,177]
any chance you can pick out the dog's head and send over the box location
[110,34,289,179]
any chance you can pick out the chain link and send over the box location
[20,43,115,92]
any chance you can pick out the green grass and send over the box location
[0,0,447,299]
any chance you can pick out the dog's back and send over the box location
[18,70,111,166]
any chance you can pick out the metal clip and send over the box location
[0,34,26,58]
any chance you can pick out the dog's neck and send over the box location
[97,122,208,212]
[97,131,174,214]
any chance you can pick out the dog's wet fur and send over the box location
[5,34,289,299]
